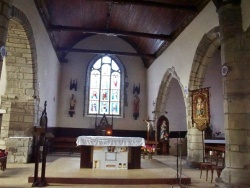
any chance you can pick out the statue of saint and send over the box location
[160,120,168,141]
[69,94,76,117]
[144,119,155,141]
[133,93,140,120]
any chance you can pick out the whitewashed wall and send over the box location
[203,49,224,136]
[57,35,148,130]
[147,2,218,120]
[148,0,250,134]
[165,79,187,132]
[12,0,60,128]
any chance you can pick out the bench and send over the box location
[49,137,80,154]
[0,149,7,171]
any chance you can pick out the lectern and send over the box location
[169,131,187,184]
[32,101,48,187]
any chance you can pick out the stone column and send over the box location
[0,0,12,75]
[214,0,250,187]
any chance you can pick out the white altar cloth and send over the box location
[76,136,145,147]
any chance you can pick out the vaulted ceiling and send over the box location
[34,0,210,68]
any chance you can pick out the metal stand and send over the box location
[32,138,40,187]
[32,101,48,187]
[32,129,48,187]
[169,131,187,186]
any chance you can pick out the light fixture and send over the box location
[221,65,229,76]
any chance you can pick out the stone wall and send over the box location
[5,137,33,163]
[0,15,37,163]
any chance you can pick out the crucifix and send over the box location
[143,118,154,141]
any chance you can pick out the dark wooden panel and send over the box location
[80,146,92,168]
[128,147,141,169]
[47,127,147,139]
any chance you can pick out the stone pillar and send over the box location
[6,137,33,163]
[0,0,12,74]
[214,1,250,187]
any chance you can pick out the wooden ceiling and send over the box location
[34,0,210,68]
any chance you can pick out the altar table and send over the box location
[76,136,145,169]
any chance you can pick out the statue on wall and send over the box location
[132,83,140,120]
[144,118,155,141]
[157,115,170,155]
[69,94,76,117]
[70,78,77,91]
[160,120,169,141]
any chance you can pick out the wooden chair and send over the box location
[0,149,7,171]
[211,152,225,183]
[200,150,218,181]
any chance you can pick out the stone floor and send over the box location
[0,153,217,188]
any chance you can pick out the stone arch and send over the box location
[187,26,221,165]
[0,6,38,163]
[188,27,221,91]
[9,6,38,98]
[153,66,186,123]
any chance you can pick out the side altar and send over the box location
[76,136,145,169]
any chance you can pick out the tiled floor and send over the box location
[0,153,217,188]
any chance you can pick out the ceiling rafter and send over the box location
[48,25,173,41]
[106,2,113,30]
[57,47,156,59]
[91,0,197,12]
[34,0,210,67]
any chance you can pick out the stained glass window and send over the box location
[88,56,121,115]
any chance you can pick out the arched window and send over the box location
[85,55,124,116]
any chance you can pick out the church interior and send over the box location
[0,0,250,187]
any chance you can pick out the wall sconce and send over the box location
[221,65,229,76]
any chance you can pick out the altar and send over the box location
[76,136,145,169]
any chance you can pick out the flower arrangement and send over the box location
[162,133,169,140]
[141,145,156,159]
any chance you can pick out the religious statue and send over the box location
[132,83,140,120]
[69,94,76,117]
[144,118,154,141]
[160,120,169,141]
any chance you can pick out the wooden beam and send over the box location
[91,0,197,12]
[57,47,156,59]
[49,25,173,41]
